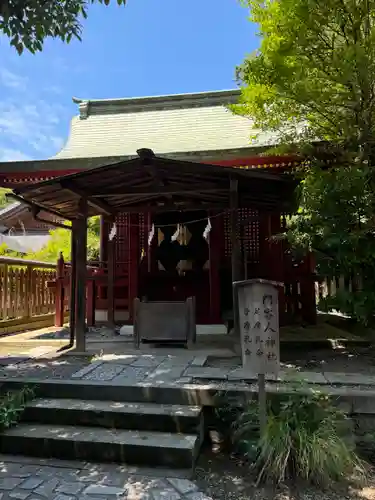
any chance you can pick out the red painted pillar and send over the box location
[55,252,65,327]
[208,212,222,324]
[128,214,139,322]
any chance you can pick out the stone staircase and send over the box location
[0,384,204,473]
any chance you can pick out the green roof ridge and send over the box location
[72,89,240,119]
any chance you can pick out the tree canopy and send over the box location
[235,0,375,323]
[234,0,375,156]
[0,0,126,54]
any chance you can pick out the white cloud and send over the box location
[0,67,69,161]
[0,68,28,90]
[45,85,63,95]
[0,148,32,162]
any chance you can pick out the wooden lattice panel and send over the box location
[224,213,231,257]
[115,212,130,264]
[241,209,260,263]
[224,209,260,262]
[138,213,148,258]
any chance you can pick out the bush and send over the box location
[0,386,36,431]
[218,388,367,486]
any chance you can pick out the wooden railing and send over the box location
[316,275,354,302]
[0,257,58,334]
[52,256,131,328]
[0,249,322,334]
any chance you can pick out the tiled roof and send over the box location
[53,89,277,160]
[0,234,50,253]
[0,201,21,218]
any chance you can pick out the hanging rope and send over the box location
[108,223,117,241]
[203,218,212,240]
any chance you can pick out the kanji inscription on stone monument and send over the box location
[235,279,281,375]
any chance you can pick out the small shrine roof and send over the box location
[10,150,298,220]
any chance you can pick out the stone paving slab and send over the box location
[144,366,186,383]
[5,348,375,389]
[83,363,126,381]
[112,366,151,383]
[0,356,89,380]
[157,358,195,370]
[100,354,138,365]
[71,362,103,379]
[0,456,212,500]
[183,367,229,380]
[190,356,207,367]
[131,356,167,368]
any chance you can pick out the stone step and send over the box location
[0,423,200,470]
[3,378,205,405]
[23,398,203,434]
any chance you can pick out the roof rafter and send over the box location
[6,193,72,221]
[92,187,227,197]
[9,152,298,218]
[60,180,114,216]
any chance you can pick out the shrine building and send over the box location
[0,89,316,339]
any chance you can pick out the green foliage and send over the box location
[234,0,375,151]
[0,386,36,431]
[286,160,375,323]
[0,188,11,209]
[28,216,100,263]
[0,0,126,55]
[0,243,23,258]
[218,388,367,486]
[0,216,100,263]
[235,0,375,323]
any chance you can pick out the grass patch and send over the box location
[216,383,368,487]
[0,385,36,431]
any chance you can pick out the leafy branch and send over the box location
[0,0,126,54]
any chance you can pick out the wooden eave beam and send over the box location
[60,181,114,216]
[32,211,71,230]
[92,187,228,197]
[111,202,227,213]
[6,193,72,221]
[153,156,291,182]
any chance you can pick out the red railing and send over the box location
[52,255,130,328]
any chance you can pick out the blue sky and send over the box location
[0,0,258,162]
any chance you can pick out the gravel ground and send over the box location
[195,448,375,500]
